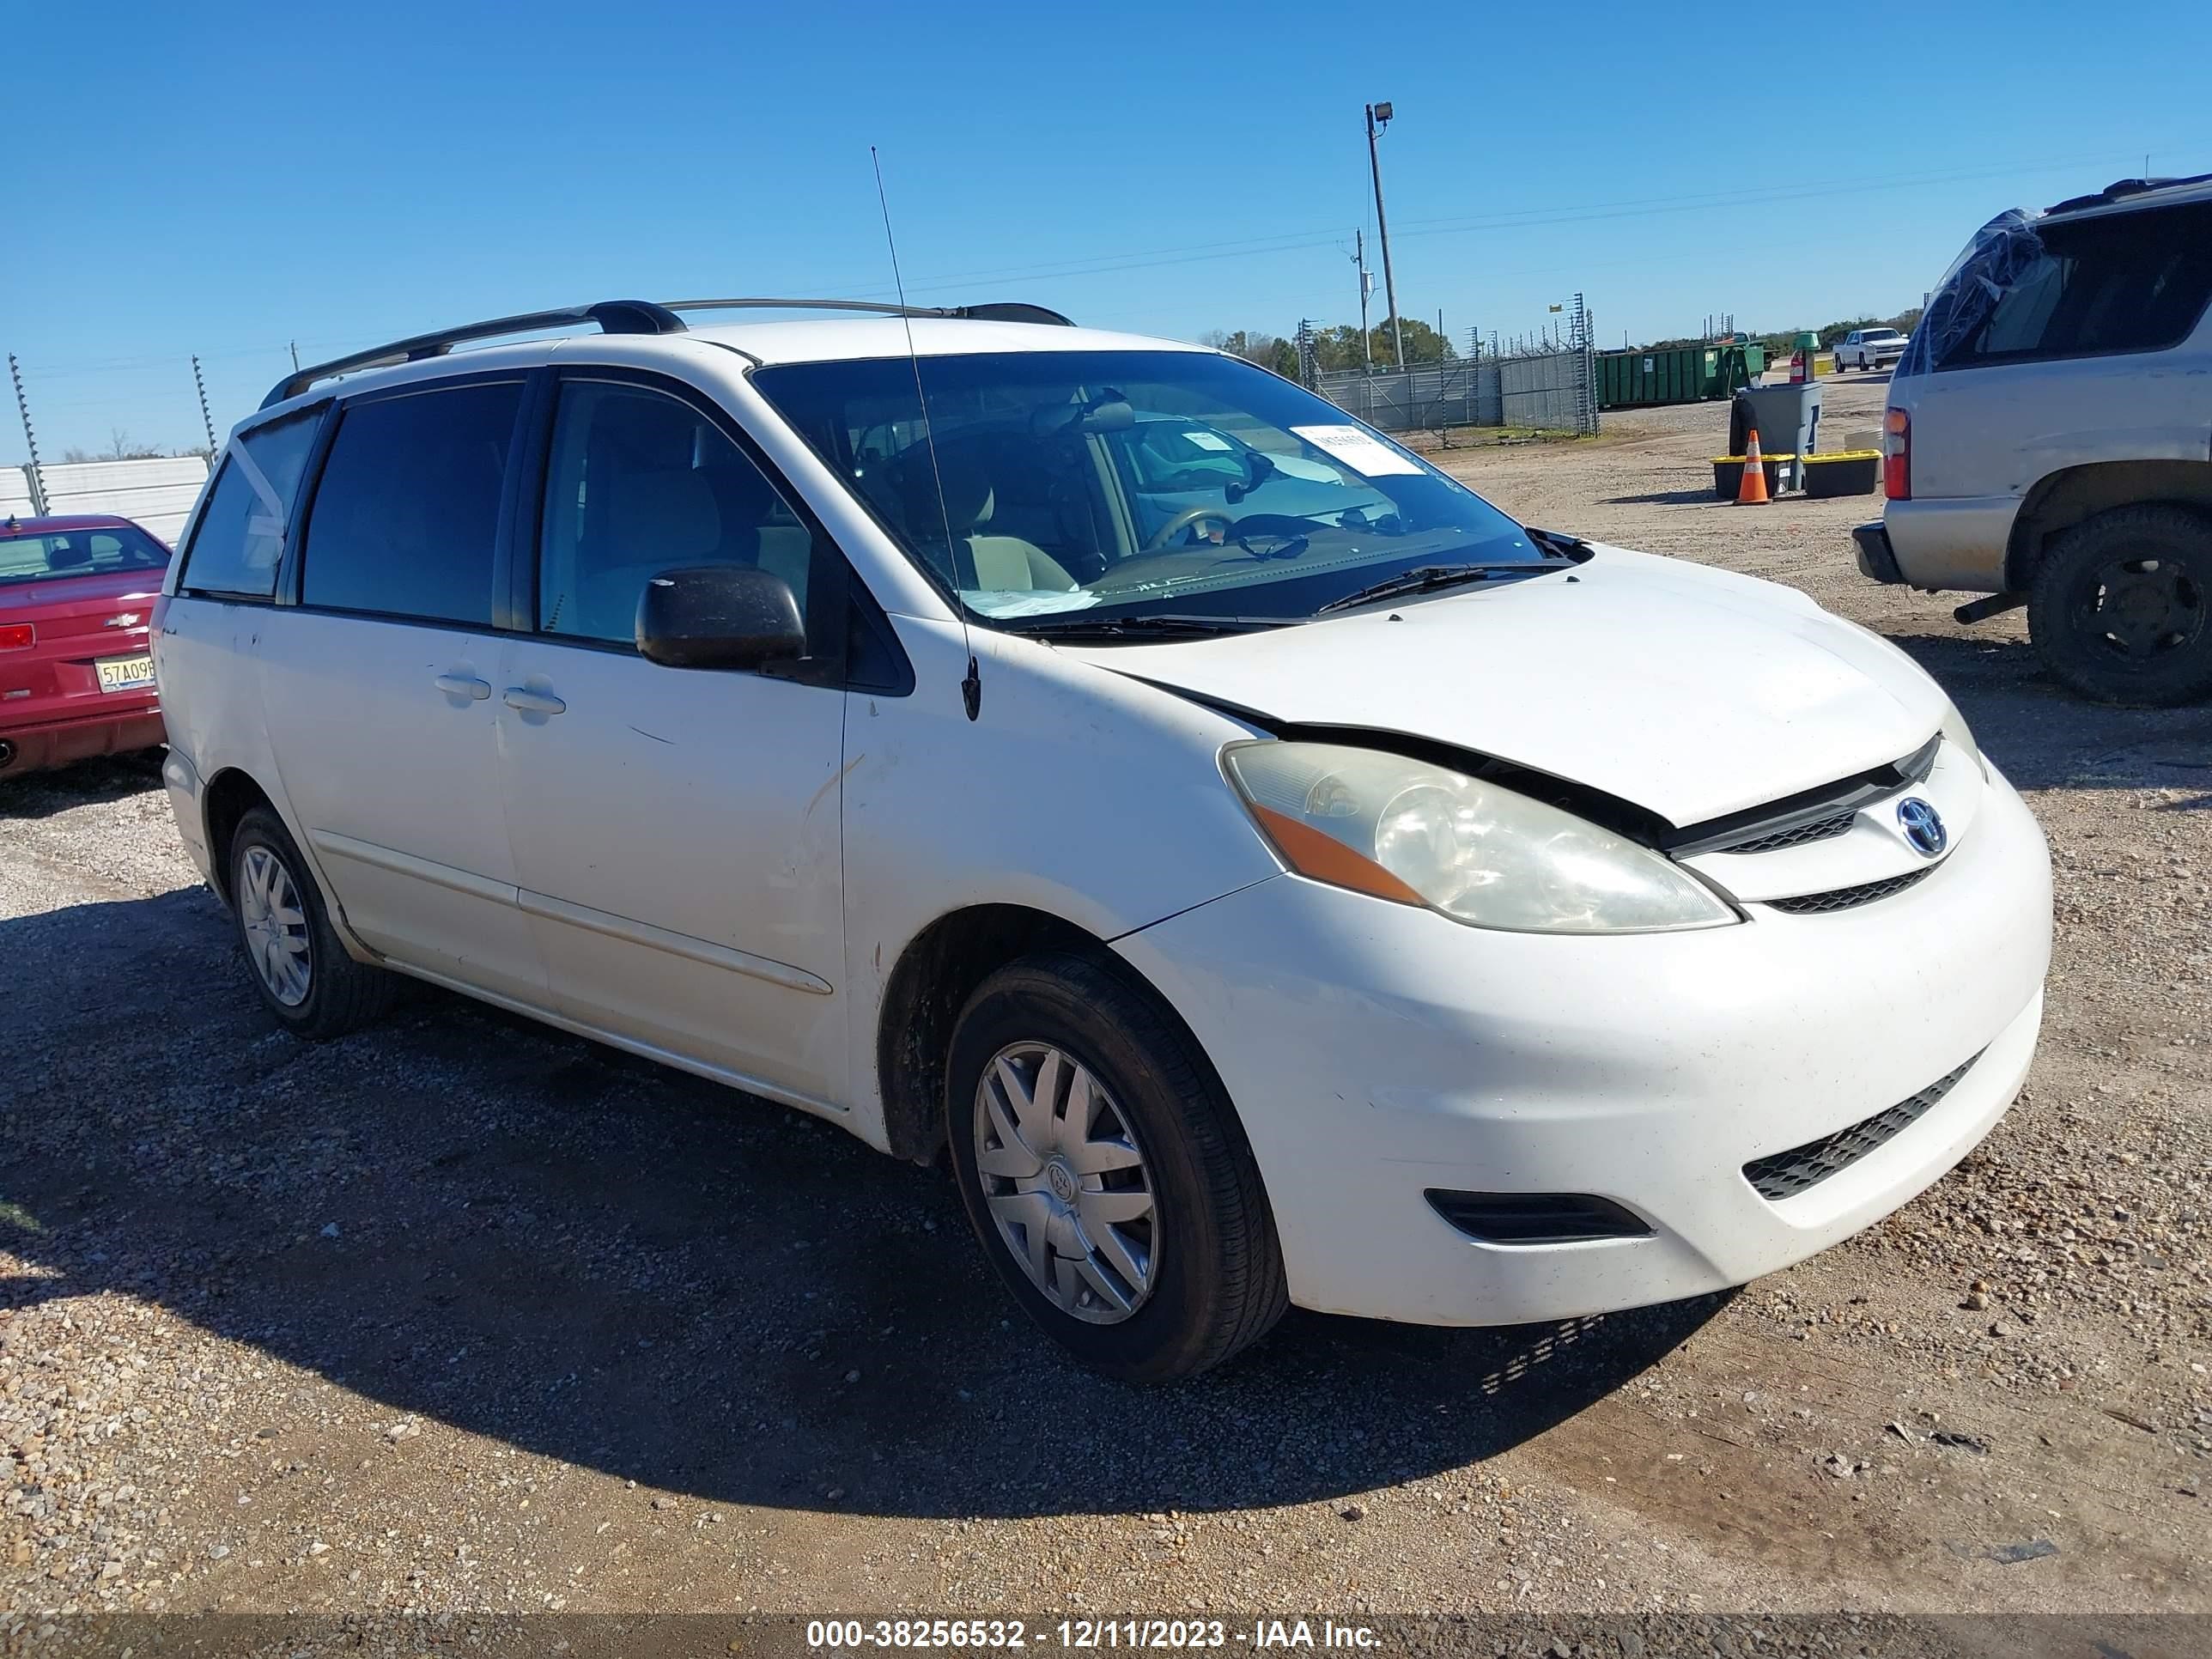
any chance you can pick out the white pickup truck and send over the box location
[1833,327,1908,372]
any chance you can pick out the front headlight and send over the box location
[1223,741,1738,934]
[1938,698,1988,781]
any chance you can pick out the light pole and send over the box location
[1364,100,1406,371]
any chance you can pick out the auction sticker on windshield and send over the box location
[1289,424,1424,477]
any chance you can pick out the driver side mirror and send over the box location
[635,565,805,671]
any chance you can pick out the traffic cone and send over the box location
[1736,428,1770,505]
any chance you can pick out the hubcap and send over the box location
[238,845,312,1007]
[973,1042,1158,1324]
[2075,553,2204,666]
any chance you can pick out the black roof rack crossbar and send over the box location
[262,295,1075,408]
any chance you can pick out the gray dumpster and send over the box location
[1730,384,1822,489]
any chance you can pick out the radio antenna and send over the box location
[872,145,981,721]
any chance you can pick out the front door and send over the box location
[260,376,546,1006]
[495,374,848,1109]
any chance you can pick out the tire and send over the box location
[228,805,400,1037]
[945,949,1288,1382]
[2027,505,2212,706]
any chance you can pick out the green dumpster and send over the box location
[1595,343,1764,410]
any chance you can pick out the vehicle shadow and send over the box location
[0,750,167,819]
[1602,488,1719,507]
[0,886,1728,1521]
[1883,630,2212,802]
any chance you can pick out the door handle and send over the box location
[434,672,492,701]
[503,687,567,716]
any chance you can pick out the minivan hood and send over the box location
[1061,544,1945,827]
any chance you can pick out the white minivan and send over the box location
[155,299,2051,1380]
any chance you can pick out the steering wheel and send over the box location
[1144,505,1235,552]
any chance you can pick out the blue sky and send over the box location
[10,0,2210,459]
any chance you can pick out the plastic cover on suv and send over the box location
[1893,210,2046,378]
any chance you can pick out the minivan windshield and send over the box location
[753,349,1555,631]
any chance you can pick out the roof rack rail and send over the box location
[659,297,1073,327]
[262,300,683,408]
[261,295,1074,408]
[2044,171,2212,215]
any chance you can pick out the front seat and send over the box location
[901,447,1078,593]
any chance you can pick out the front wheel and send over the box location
[945,950,1287,1382]
[2027,505,2212,706]
[228,806,401,1037]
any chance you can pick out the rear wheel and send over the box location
[228,806,400,1037]
[2027,506,2212,706]
[945,949,1287,1382]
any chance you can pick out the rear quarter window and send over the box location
[175,405,325,600]
[1941,199,2212,368]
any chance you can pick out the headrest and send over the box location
[604,467,721,559]
[897,444,995,535]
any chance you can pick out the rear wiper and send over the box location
[1315,563,1530,615]
[1005,612,1300,641]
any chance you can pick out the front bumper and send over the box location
[1115,768,2052,1327]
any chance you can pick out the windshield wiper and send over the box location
[1315,563,1534,615]
[1005,612,1300,641]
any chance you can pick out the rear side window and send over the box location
[1942,200,2212,367]
[301,381,521,625]
[175,407,324,599]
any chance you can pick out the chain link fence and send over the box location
[1313,344,1596,439]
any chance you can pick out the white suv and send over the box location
[155,298,2051,1380]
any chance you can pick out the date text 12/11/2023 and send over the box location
[805,1619,1382,1650]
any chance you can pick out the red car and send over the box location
[0,513,172,779]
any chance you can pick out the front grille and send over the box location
[1716,810,1857,855]
[1765,867,1932,914]
[1742,1054,1980,1200]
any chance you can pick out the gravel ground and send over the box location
[3,372,2207,1643]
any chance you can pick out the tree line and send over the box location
[1199,319,1460,379]
[55,428,213,465]
[1204,306,1928,378]
[1645,307,1925,357]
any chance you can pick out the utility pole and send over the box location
[9,354,46,514]
[289,340,301,373]
[191,356,218,456]
[1364,101,1406,372]
[1348,229,1375,374]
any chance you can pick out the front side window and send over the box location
[0,524,169,588]
[174,406,323,600]
[538,381,817,647]
[753,349,1548,630]
[300,381,521,625]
